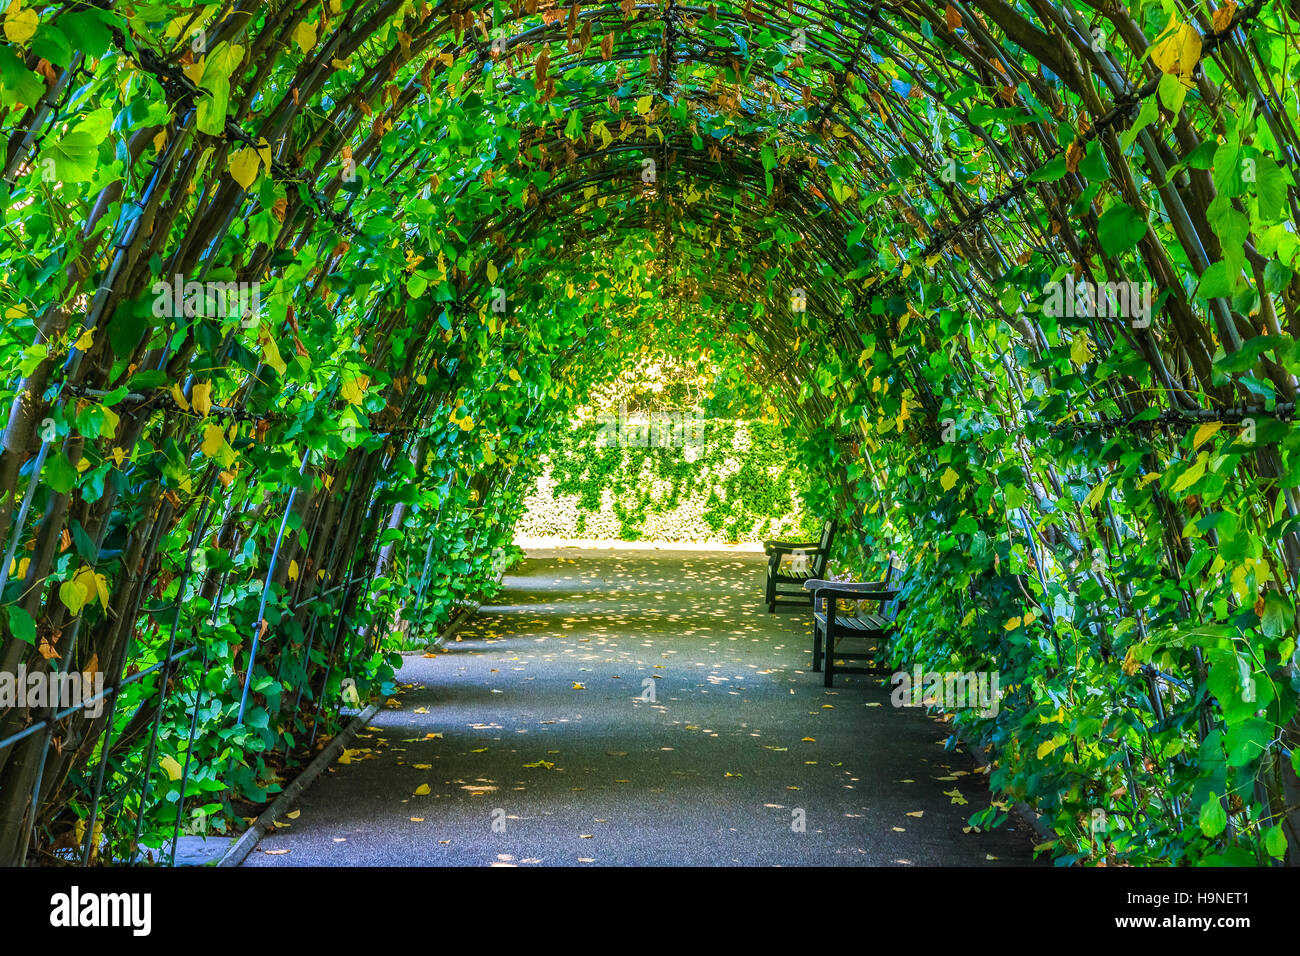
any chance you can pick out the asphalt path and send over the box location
[243,547,1040,867]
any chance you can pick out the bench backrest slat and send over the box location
[812,520,836,577]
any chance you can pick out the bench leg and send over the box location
[823,631,835,687]
[812,623,822,672]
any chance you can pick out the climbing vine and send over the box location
[0,0,1296,866]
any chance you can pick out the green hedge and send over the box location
[518,418,816,542]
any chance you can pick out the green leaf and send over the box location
[45,452,79,494]
[1199,792,1227,838]
[1264,824,1287,860]
[1097,203,1147,254]
[1212,141,1247,198]
[1226,717,1272,767]
[1195,261,1239,300]
[38,130,99,183]
[6,606,36,645]
[1260,591,1290,640]
[196,42,245,135]
[1252,156,1288,221]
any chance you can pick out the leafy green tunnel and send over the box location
[0,0,1298,866]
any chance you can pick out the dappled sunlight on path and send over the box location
[244,548,1039,866]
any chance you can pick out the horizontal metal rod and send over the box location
[0,645,199,753]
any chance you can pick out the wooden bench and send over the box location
[804,573,902,688]
[763,520,836,613]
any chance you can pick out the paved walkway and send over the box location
[244,548,1039,866]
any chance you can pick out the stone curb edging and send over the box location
[966,742,1058,846]
[217,701,382,867]
[217,603,483,866]
[398,604,476,655]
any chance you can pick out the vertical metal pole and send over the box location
[131,474,219,858]
[236,451,309,725]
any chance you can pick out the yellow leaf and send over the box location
[293,18,318,52]
[228,146,261,191]
[1192,422,1222,451]
[256,137,273,171]
[160,755,183,781]
[1084,478,1108,509]
[257,325,287,376]
[572,682,585,689]
[413,784,431,795]
[508,368,521,382]
[939,467,958,492]
[201,423,224,457]
[191,382,213,417]
[3,1,38,45]
[1150,22,1202,80]
[171,382,190,412]
[341,376,369,406]
[905,810,924,818]
[1036,738,1060,759]
[960,608,977,627]
[1005,616,1022,631]
[73,327,95,351]
[636,94,653,115]
[1136,472,1161,490]
[1171,452,1207,494]
[72,566,108,612]
[486,260,498,283]
[1070,331,1094,365]
[287,560,299,582]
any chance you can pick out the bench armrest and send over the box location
[763,541,821,554]
[804,580,900,601]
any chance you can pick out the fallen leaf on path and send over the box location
[523,760,555,769]
[906,811,924,818]
[413,784,431,795]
